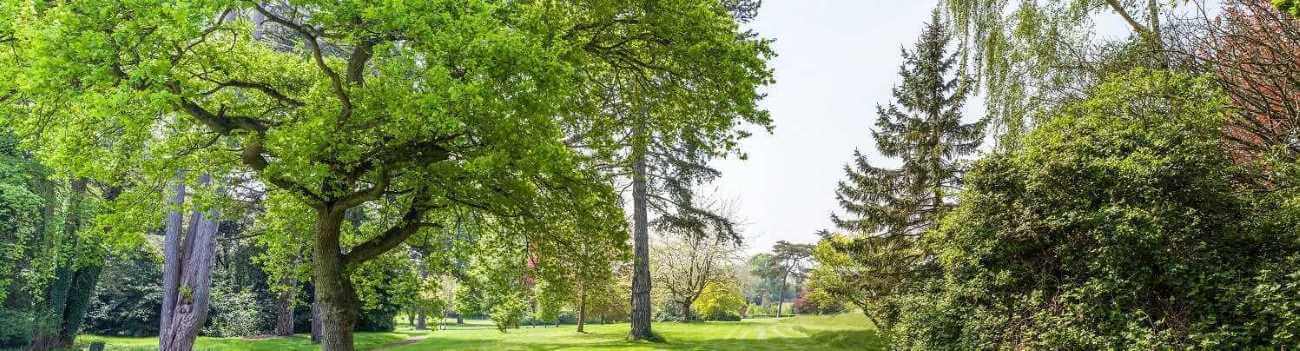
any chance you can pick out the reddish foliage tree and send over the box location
[1204,0,1300,165]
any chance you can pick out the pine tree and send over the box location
[826,10,984,327]
[833,10,983,239]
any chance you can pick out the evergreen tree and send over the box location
[827,10,983,326]
[832,10,982,238]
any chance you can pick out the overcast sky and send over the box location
[712,0,954,254]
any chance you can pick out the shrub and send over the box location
[84,250,163,337]
[695,281,746,321]
[889,70,1300,348]
[203,281,263,337]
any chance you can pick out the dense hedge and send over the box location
[884,71,1300,349]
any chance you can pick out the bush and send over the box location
[888,70,1300,349]
[0,309,32,347]
[695,281,746,321]
[203,281,263,337]
[84,251,163,337]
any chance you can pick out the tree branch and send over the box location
[342,190,437,267]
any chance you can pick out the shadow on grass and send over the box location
[395,329,887,351]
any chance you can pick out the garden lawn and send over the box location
[78,314,884,351]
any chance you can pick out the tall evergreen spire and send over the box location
[832,10,984,238]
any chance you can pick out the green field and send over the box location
[77,314,884,351]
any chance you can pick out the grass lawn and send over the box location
[78,314,884,351]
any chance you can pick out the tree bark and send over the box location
[776,269,789,318]
[273,287,296,336]
[681,301,693,322]
[159,173,221,351]
[415,264,429,330]
[576,285,587,333]
[57,266,101,346]
[628,128,653,341]
[310,303,323,343]
[313,208,361,351]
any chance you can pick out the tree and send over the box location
[159,173,221,351]
[252,191,313,337]
[6,1,768,350]
[565,1,774,339]
[828,10,982,326]
[945,0,1180,146]
[1195,0,1300,165]
[652,228,742,322]
[769,241,812,318]
[693,280,747,321]
[743,253,782,311]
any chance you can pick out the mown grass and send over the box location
[78,314,883,351]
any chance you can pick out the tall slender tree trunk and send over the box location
[159,174,221,351]
[310,303,323,343]
[629,125,653,340]
[313,208,360,351]
[415,265,429,330]
[681,301,693,321]
[576,284,587,333]
[776,270,789,318]
[274,253,301,337]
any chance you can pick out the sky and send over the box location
[711,1,1187,254]
[712,0,955,254]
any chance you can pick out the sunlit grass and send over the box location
[77,314,883,350]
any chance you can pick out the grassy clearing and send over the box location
[78,314,883,351]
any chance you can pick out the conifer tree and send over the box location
[828,10,984,326]
[833,10,982,238]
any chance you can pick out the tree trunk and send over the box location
[576,285,587,333]
[629,134,653,341]
[414,265,429,330]
[313,209,361,351]
[57,266,101,346]
[273,288,296,336]
[310,303,322,343]
[681,301,693,322]
[776,270,789,318]
[159,173,221,351]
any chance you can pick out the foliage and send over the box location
[742,253,783,305]
[824,11,981,327]
[794,289,846,315]
[694,281,747,321]
[944,0,1177,146]
[0,141,43,304]
[3,0,767,347]
[1278,0,1300,16]
[1200,0,1300,164]
[887,70,1300,349]
[203,281,263,338]
[83,249,163,337]
[651,231,742,321]
[831,10,981,237]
